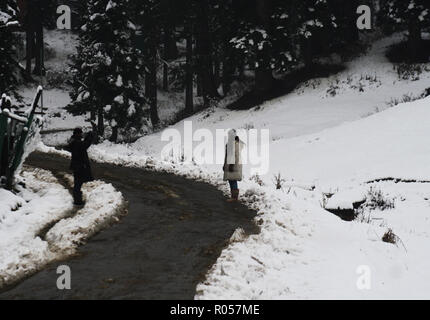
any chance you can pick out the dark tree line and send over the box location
[1,1,429,142]
[0,1,20,96]
[380,0,430,59]
[66,0,368,142]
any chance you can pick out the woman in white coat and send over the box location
[223,129,245,202]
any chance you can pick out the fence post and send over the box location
[0,113,8,178]
[6,87,43,189]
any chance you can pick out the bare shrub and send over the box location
[273,172,286,190]
[326,81,339,97]
[382,229,397,244]
[386,91,427,107]
[250,174,264,186]
[243,122,255,130]
[355,212,372,224]
[394,63,430,81]
[364,188,395,211]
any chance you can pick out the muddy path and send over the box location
[0,152,258,300]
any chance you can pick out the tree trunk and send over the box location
[163,62,169,91]
[255,68,273,95]
[195,0,219,107]
[254,0,273,95]
[345,0,359,42]
[408,21,422,60]
[162,0,179,59]
[185,17,194,115]
[97,107,104,138]
[161,0,178,92]
[110,126,118,143]
[221,58,232,96]
[238,58,245,80]
[214,57,220,88]
[303,38,313,70]
[23,1,45,76]
[146,39,159,127]
[25,29,34,75]
[256,0,271,27]
[197,74,203,97]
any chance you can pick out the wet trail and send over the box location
[0,152,258,300]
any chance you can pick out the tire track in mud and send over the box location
[0,152,259,300]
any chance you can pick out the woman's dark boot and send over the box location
[227,189,239,202]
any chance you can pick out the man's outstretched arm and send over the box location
[83,131,94,150]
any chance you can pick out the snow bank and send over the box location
[0,167,125,289]
[324,186,367,210]
[0,10,11,24]
[85,37,430,297]
[46,175,126,255]
[97,35,430,178]
[0,168,73,287]
[36,141,70,157]
[30,34,430,298]
[273,96,430,189]
[193,98,430,299]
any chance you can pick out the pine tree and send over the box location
[381,0,430,58]
[161,0,179,91]
[211,0,238,95]
[230,0,340,88]
[230,0,295,93]
[184,1,194,115]
[290,0,338,68]
[330,0,359,46]
[194,0,219,106]
[131,0,162,127]
[230,5,270,93]
[0,3,19,96]
[67,0,146,142]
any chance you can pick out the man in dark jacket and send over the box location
[65,127,94,205]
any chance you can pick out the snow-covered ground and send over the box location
[45,173,126,255]
[86,95,430,300]
[15,30,89,146]
[0,168,72,287]
[81,33,430,299]
[193,97,430,299]
[92,33,430,166]
[0,166,125,289]
[10,29,430,298]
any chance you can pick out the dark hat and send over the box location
[73,127,83,136]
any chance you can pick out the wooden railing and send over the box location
[0,86,44,189]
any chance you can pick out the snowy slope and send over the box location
[0,168,73,287]
[92,34,430,180]
[272,96,430,187]
[11,28,430,298]
[0,10,11,24]
[15,30,88,146]
[195,97,430,300]
[0,166,125,289]
[86,95,430,299]
[85,33,430,299]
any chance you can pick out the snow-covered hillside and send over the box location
[91,34,430,178]
[193,96,430,300]
[81,33,430,299]
[0,168,73,287]
[12,28,430,298]
[0,166,125,289]
[85,94,430,300]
